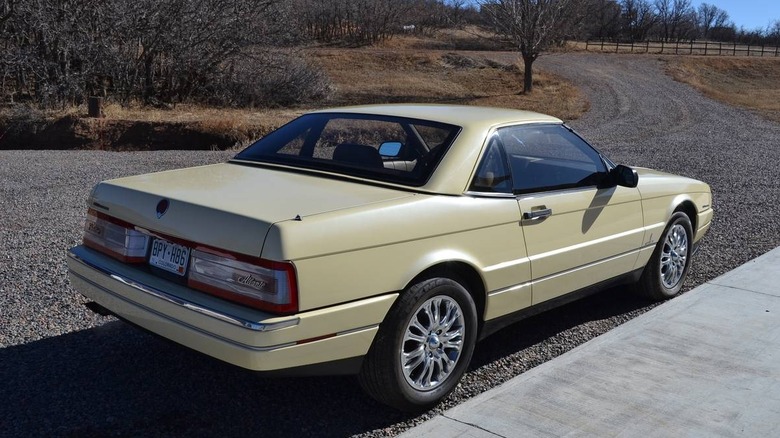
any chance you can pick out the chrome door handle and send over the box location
[523,208,552,220]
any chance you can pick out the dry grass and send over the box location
[1,40,588,150]
[376,26,511,51]
[98,103,304,140]
[310,48,587,121]
[665,56,780,122]
[91,47,588,125]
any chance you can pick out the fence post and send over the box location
[586,40,589,51]
[601,39,605,50]
[88,97,103,118]
[775,45,779,57]
[733,43,736,56]
[719,42,722,56]
[690,40,694,55]
[631,41,634,53]
[661,40,664,54]
[646,40,650,53]
[761,45,765,57]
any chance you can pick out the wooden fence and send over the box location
[585,40,780,57]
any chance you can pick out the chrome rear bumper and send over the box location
[67,245,397,372]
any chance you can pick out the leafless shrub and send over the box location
[294,0,476,45]
[0,0,326,109]
[207,50,332,108]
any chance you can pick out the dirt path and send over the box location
[538,53,780,283]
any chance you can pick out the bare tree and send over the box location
[621,0,657,41]
[0,0,330,108]
[584,0,622,40]
[697,3,729,39]
[654,0,695,41]
[480,0,584,93]
[296,0,417,45]
[769,20,780,45]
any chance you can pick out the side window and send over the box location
[469,136,512,193]
[498,124,607,194]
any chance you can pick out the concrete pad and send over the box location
[402,247,780,438]
[404,416,498,437]
[709,247,780,297]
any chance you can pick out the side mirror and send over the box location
[378,141,402,157]
[612,164,638,188]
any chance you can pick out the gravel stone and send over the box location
[1,53,778,437]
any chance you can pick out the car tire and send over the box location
[638,212,693,300]
[358,276,478,412]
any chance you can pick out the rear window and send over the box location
[233,113,461,186]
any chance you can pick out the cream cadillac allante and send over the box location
[67,104,712,411]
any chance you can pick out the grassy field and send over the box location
[0,33,588,150]
[665,57,780,123]
[116,44,588,128]
[310,48,586,119]
[5,31,780,150]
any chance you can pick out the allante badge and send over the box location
[156,199,169,218]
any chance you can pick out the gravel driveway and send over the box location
[1,53,778,437]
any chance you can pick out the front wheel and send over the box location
[638,212,693,300]
[358,277,478,412]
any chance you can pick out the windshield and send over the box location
[233,113,461,187]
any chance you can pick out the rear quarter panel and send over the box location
[263,195,530,312]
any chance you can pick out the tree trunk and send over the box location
[521,51,537,93]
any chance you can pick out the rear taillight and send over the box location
[81,208,298,314]
[188,248,298,314]
[83,209,149,263]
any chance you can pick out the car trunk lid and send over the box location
[88,162,413,257]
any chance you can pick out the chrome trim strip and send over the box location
[487,281,531,297]
[68,250,300,333]
[463,191,517,199]
[483,257,530,273]
[337,324,379,337]
[527,227,648,263]
[515,185,599,200]
[486,244,654,296]
[533,244,653,284]
[71,269,294,352]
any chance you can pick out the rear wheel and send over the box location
[638,212,693,300]
[358,277,477,412]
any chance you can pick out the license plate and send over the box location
[149,238,190,276]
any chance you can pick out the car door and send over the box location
[467,135,533,319]
[498,124,645,304]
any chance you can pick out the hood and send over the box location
[89,162,414,256]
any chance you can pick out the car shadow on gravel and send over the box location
[0,286,655,437]
[0,321,412,437]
